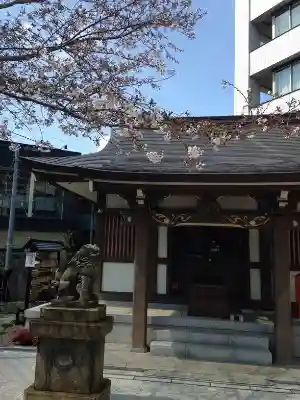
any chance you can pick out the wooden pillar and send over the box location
[273,216,293,364]
[260,226,273,310]
[147,222,158,302]
[94,192,106,295]
[132,206,151,352]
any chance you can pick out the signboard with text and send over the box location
[25,252,37,268]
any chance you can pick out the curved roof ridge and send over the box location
[21,125,300,175]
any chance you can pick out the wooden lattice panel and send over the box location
[103,214,135,261]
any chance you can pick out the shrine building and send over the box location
[22,116,300,365]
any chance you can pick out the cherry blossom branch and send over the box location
[0,0,205,151]
[0,90,124,127]
[0,0,40,10]
[0,90,85,118]
[0,22,153,62]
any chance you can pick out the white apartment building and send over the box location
[234,0,300,115]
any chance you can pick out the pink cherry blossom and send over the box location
[0,0,299,169]
[187,145,203,159]
[0,0,205,150]
[146,151,164,164]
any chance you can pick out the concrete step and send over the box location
[150,341,272,365]
[149,316,273,334]
[152,328,269,350]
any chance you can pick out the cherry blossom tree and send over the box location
[143,82,300,169]
[1,0,299,169]
[0,0,204,148]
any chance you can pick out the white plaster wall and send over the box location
[249,229,260,262]
[157,264,167,295]
[160,195,258,210]
[250,25,300,76]
[102,262,134,292]
[158,226,168,258]
[58,182,97,202]
[250,0,288,21]
[217,196,257,210]
[106,194,129,209]
[159,195,198,209]
[250,269,262,300]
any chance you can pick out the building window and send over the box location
[34,181,56,196]
[274,66,291,95]
[274,2,300,37]
[292,61,300,90]
[274,9,290,37]
[292,3,300,28]
[274,60,300,96]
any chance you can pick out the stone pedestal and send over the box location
[24,303,113,399]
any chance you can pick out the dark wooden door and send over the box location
[169,226,249,310]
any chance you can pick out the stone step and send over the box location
[152,328,269,350]
[150,341,272,365]
[149,316,273,334]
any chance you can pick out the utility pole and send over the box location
[5,148,19,270]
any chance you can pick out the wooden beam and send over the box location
[150,207,271,228]
[132,206,151,352]
[71,182,300,196]
[155,207,266,217]
[273,216,294,364]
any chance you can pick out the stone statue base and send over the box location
[24,303,113,400]
[24,379,111,399]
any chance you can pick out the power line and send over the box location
[9,131,69,150]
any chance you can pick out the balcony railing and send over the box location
[34,196,58,212]
[250,0,287,21]
[250,24,300,76]
[0,195,61,217]
[252,88,300,114]
[0,195,26,212]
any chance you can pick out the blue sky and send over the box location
[22,0,235,154]
[152,0,235,116]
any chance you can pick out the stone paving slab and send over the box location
[103,344,300,386]
[2,343,300,388]
[1,349,300,399]
[1,367,300,399]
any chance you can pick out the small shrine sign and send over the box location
[25,252,37,268]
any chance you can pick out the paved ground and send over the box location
[0,314,19,347]
[2,345,300,399]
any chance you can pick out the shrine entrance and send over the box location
[168,225,249,318]
[22,115,300,364]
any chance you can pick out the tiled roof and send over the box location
[0,140,80,168]
[23,239,64,251]
[23,123,300,175]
